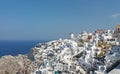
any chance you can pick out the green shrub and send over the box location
[74,52,83,58]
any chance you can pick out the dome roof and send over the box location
[81,31,88,35]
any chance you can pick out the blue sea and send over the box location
[0,40,48,56]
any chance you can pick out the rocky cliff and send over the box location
[0,55,32,74]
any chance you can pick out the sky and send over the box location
[0,0,120,40]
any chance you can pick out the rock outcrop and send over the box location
[0,55,32,74]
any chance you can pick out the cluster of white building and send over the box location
[30,25,120,74]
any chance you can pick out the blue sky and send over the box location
[0,0,120,40]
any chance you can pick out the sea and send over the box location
[0,40,48,56]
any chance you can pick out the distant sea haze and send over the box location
[0,40,48,56]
